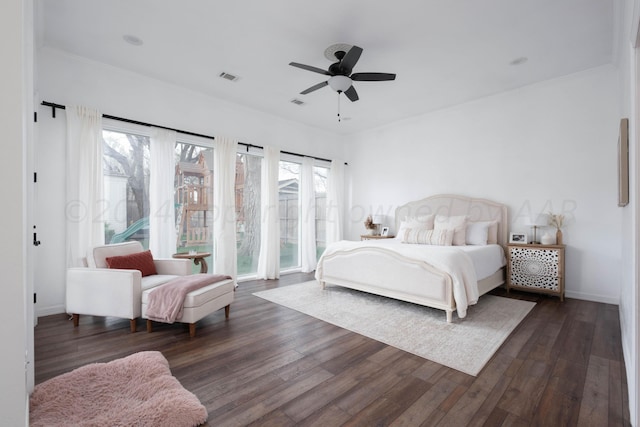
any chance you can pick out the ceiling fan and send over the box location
[289,44,396,102]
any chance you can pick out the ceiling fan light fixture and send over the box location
[328,75,352,93]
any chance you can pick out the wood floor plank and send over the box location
[33,272,631,426]
[577,355,610,426]
[390,378,458,427]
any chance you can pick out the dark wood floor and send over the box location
[34,272,630,426]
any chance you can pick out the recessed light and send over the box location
[290,98,305,106]
[509,57,528,66]
[123,34,143,46]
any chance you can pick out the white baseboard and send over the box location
[36,304,66,318]
[565,290,619,305]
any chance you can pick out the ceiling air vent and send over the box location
[219,72,239,82]
[290,98,305,106]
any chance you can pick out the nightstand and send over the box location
[506,243,565,301]
[361,234,395,241]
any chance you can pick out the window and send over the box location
[102,129,214,273]
[103,127,329,277]
[279,160,300,270]
[235,152,262,275]
[102,129,150,246]
[314,166,328,259]
[174,143,214,267]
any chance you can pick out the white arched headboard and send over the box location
[394,194,509,247]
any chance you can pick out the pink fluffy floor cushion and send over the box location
[30,351,207,427]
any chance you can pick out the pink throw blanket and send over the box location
[146,274,232,323]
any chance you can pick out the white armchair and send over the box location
[66,241,192,332]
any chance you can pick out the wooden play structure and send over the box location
[175,153,212,247]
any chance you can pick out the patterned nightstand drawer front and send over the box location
[507,245,565,299]
[509,247,560,290]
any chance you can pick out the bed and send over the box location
[315,194,508,322]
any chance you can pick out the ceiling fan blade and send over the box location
[351,72,396,81]
[300,80,328,94]
[340,46,363,73]
[289,62,331,76]
[344,85,359,102]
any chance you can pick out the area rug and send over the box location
[30,351,207,427]
[254,281,535,376]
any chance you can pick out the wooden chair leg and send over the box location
[189,323,196,338]
[146,319,153,333]
[72,314,79,327]
[130,319,137,333]
[225,304,230,319]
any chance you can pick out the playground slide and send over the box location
[110,217,149,243]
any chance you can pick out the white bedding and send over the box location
[456,244,507,281]
[316,239,505,318]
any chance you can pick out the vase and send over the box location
[556,229,563,245]
[541,232,554,245]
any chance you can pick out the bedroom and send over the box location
[2,0,639,425]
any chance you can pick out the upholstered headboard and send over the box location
[394,194,509,247]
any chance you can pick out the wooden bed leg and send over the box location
[320,280,326,289]
[189,323,196,338]
[224,304,230,319]
[146,319,153,333]
[446,310,453,323]
[72,314,80,327]
[130,319,137,333]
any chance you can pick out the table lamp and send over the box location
[526,214,546,244]
[372,215,384,236]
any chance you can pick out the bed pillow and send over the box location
[433,215,468,246]
[401,227,453,246]
[105,250,157,277]
[467,220,499,245]
[465,221,493,245]
[395,214,435,240]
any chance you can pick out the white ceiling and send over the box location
[38,0,615,135]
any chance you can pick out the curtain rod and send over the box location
[40,101,344,165]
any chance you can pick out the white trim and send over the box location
[564,291,619,306]
[36,304,67,317]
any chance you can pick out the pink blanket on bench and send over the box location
[146,274,232,324]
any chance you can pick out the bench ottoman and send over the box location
[141,277,235,337]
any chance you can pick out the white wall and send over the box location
[1,0,30,425]
[618,0,639,424]
[346,65,621,304]
[34,47,347,316]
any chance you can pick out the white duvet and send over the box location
[316,240,505,318]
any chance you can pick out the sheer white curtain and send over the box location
[66,106,104,267]
[326,160,345,245]
[213,137,238,278]
[300,157,317,272]
[256,146,280,279]
[149,127,177,258]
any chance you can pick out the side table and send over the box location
[360,235,395,241]
[506,243,565,301]
[172,252,211,274]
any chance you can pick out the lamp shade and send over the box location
[372,215,384,224]
[328,75,352,92]
[526,214,547,227]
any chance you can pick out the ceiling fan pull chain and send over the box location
[337,92,341,122]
